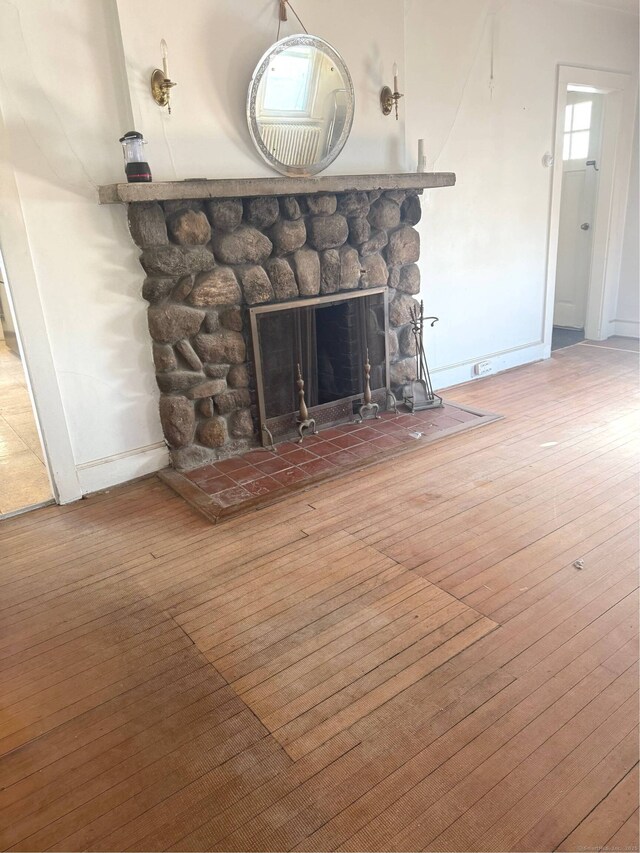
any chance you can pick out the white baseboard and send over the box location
[612,319,639,338]
[431,342,547,391]
[76,442,169,496]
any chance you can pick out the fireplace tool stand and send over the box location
[403,301,443,413]
[296,363,318,443]
[355,349,381,423]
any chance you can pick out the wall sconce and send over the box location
[151,39,177,114]
[380,62,403,120]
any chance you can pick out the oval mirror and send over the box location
[247,35,354,177]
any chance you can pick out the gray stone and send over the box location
[171,444,217,470]
[389,292,420,326]
[159,395,195,448]
[175,339,203,371]
[148,304,205,344]
[360,253,388,287]
[142,277,174,303]
[280,196,302,219]
[214,389,251,414]
[197,417,228,448]
[292,248,321,296]
[140,246,188,276]
[244,196,280,229]
[360,230,389,256]
[339,246,362,290]
[368,190,382,203]
[240,266,274,305]
[336,191,370,217]
[186,379,227,399]
[401,194,422,225]
[387,267,400,289]
[399,325,417,357]
[195,330,246,364]
[307,214,349,250]
[227,364,249,388]
[388,329,399,358]
[189,267,241,306]
[269,218,306,255]
[198,398,214,418]
[205,363,229,379]
[182,246,216,273]
[205,198,243,231]
[397,263,420,295]
[385,189,408,204]
[220,306,243,332]
[320,250,341,294]
[368,197,401,231]
[211,226,272,265]
[152,343,177,372]
[386,226,420,265]
[390,357,416,387]
[348,216,371,245]
[167,209,211,245]
[306,194,337,215]
[128,203,168,247]
[171,276,193,302]
[230,409,254,438]
[265,257,298,300]
[205,311,220,332]
[155,371,203,393]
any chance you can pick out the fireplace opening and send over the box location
[250,288,390,444]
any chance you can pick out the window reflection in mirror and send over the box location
[248,36,354,175]
[262,46,315,113]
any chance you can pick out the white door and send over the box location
[553,91,603,330]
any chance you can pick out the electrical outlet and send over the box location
[474,360,493,377]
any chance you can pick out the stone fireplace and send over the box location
[99,173,455,470]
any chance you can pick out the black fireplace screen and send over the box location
[250,288,389,434]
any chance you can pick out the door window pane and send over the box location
[572,101,592,131]
[563,99,593,161]
[570,130,590,159]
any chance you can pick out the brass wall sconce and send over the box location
[380,61,403,120]
[151,39,177,114]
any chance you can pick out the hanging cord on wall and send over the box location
[432,0,507,170]
[277,0,308,41]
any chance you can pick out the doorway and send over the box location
[553,89,604,346]
[544,67,637,349]
[0,259,53,517]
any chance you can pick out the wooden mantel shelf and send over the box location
[98,172,455,204]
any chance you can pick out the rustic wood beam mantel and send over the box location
[98,172,455,204]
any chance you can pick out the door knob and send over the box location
[581,222,590,230]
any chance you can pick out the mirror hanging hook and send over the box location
[276,0,308,35]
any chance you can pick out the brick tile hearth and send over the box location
[160,400,500,522]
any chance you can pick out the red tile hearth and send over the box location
[160,400,500,523]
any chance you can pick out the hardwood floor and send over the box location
[0,341,637,852]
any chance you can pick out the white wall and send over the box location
[615,115,639,338]
[0,0,168,495]
[404,0,638,387]
[115,0,406,180]
[0,0,636,499]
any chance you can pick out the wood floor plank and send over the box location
[0,343,637,852]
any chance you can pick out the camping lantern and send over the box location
[119,131,152,183]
